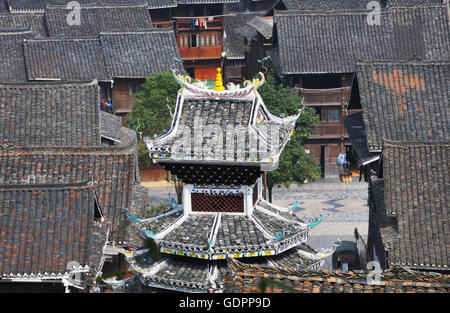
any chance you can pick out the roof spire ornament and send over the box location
[213,68,225,91]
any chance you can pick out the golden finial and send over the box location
[213,68,225,91]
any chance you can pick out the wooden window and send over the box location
[191,193,244,213]
[320,108,340,123]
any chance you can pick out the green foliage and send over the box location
[143,238,162,261]
[144,202,170,219]
[127,71,180,138]
[258,278,301,293]
[258,73,321,196]
[127,71,179,170]
[137,139,151,169]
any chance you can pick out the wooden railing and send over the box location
[152,21,173,28]
[294,87,351,106]
[310,124,342,138]
[178,46,222,60]
[175,17,223,31]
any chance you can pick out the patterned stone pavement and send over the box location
[144,177,369,270]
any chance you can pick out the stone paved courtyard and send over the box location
[144,177,369,270]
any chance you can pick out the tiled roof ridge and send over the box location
[274,8,374,17]
[275,3,446,16]
[383,140,450,148]
[0,79,98,87]
[227,258,450,286]
[99,28,175,35]
[0,139,137,154]
[386,2,446,8]
[46,3,150,9]
[0,180,93,191]
[356,60,450,66]
[0,12,44,16]
[0,28,32,35]
[23,36,99,42]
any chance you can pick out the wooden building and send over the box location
[270,3,449,177]
[346,60,450,272]
[0,81,140,291]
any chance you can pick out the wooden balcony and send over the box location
[178,46,222,60]
[152,21,173,29]
[310,123,343,139]
[175,17,223,31]
[294,87,351,106]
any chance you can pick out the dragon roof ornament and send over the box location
[172,69,265,98]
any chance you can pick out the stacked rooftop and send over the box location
[0,80,140,291]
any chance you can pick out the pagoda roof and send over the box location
[110,243,330,293]
[145,72,301,169]
[126,199,324,260]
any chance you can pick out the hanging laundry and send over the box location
[198,18,203,28]
[203,18,207,29]
[207,17,214,21]
[195,18,199,26]
[191,19,195,29]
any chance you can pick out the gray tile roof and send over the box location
[274,4,450,74]
[6,0,151,12]
[6,0,47,12]
[176,0,240,4]
[246,15,273,39]
[0,81,101,146]
[160,214,214,252]
[100,111,136,146]
[45,3,153,38]
[0,30,29,83]
[147,0,177,8]
[0,182,108,278]
[0,13,46,37]
[225,258,450,293]
[356,61,449,151]
[132,200,309,258]
[388,0,444,4]
[0,145,137,242]
[281,0,372,10]
[100,29,182,78]
[383,141,449,270]
[224,12,262,60]
[147,96,297,165]
[23,38,110,81]
[121,242,323,292]
[0,79,138,244]
[0,0,7,12]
